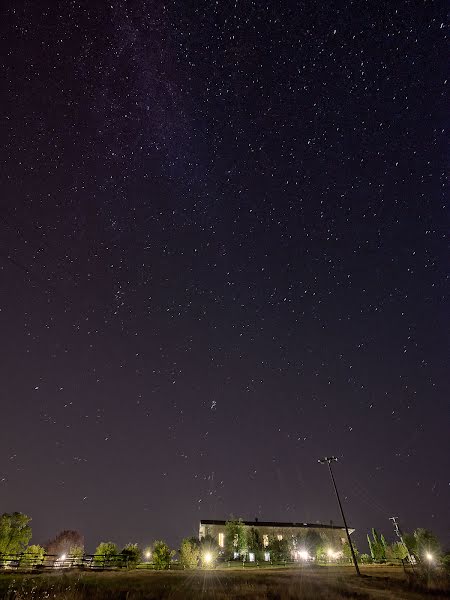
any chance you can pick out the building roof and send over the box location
[200,519,353,532]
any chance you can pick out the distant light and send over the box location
[298,550,309,561]
[425,552,434,562]
[60,554,66,561]
[203,552,212,565]
[327,548,336,559]
[145,551,151,559]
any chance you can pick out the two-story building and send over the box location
[199,518,353,561]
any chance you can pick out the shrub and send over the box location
[21,544,45,567]
[152,541,174,570]
[121,543,141,569]
[179,538,200,569]
[94,542,119,567]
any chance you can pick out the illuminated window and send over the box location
[277,534,283,541]
[264,552,270,561]
[248,552,255,562]
[218,533,224,548]
[263,535,269,547]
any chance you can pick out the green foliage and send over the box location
[224,519,247,558]
[403,533,416,555]
[246,528,263,560]
[342,541,359,562]
[152,540,174,570]
[267,536,290,563]
[367,529,387,561]
[360,553,372,564]
[121,543,141,569]
[68,545,84,566]
[315,544,328,562]
[21,544,45,567]
[94,542,119,566]
[0,512,32,555]
[179,538,200,569]
[413,528,441,560]
[441,554,450,573]
[387,541,408,561]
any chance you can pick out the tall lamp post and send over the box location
[318,456,360,576]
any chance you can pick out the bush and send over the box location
[121,543,141,569]
[152,541,174,570]
[360,553,372,564]
[20,545,45,567]
[268,536,290,563]
[180,538,200,569]
[94,542,119,567]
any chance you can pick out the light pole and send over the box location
[318,456,360,576]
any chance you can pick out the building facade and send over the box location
[199,519,354,561]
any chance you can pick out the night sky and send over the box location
[1,1,448,553]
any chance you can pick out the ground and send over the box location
[0,565,449,599]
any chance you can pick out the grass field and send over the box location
[0,565,449,599]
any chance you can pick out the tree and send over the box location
[179,538,200,569]
[268,536,290,563]
[315,543,328,562]
[403,533,417,556]
[46,530,84,558]
[304,530,322,557]
[413,528,441,560]
[386,541,409,561]
[152,540,174,570]
[343,540,359,562]
[224,519,247,558]
[21,544,45,567]
[0,512,32,555]
[246,527,263,561]
[120,543,141,569]
[68,545,84,566]
[367,529,387,561]
[94,541,119,567]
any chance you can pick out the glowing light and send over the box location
[145,551,151,559]
[327,548,335,559]
[203,552,213,565]
[425,552,434,562]
[60,554,66,561]
[298,550,309,561]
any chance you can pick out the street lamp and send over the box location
[203,552,212,566]
[318,456,360,576]
[425,552,434,563]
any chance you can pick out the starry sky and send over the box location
[0,1,448,553]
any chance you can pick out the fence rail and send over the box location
[0,552,415,573]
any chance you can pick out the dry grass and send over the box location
[0,565,449,599]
